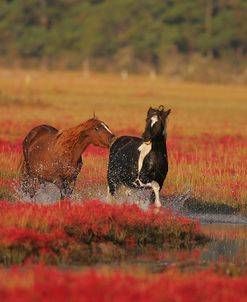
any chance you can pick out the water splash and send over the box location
[161,188,192,214]
[12,180,247,225]
[14,182,60,204]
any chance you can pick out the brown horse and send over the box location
[19,118,115,200]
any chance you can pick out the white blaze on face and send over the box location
[101,122,113,134]
[151,115,158,127]
[137,143,152,173]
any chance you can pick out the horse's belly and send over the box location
[27,144,58,178]
[60,162,82,179]
[137,155,168,187]
[30,157,59,180]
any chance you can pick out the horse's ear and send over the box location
[162,109,171,119]
[147,107,153,116]
[93,112,96,119]
[56,129,64,139]
[158,105,164,112]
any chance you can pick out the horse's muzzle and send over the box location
[142,134,152,145]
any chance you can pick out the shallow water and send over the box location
[201,224,247,262]
[187,213,247,224]
[115,223,247,273]
[138,192,247,272]
[108,191,247,272]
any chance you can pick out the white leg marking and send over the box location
[151,115,158,127]
[124,188,132,196]
[138,143,152,173]
[101,122,113,134]
[151,181,161,208]
[132,179,161,207]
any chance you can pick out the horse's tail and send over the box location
[17,156,25,173]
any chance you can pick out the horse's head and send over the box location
[142,105,171,144]
[87,119,115,148]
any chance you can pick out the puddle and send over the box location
[109,223,247,273]
[201,224,247,263]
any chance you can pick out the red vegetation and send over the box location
[0,200,205,264]
[0,266,247,302]
[84,145,109,157]
[168,133,247,165]
[0,139,22,154]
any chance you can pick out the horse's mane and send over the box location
[55,118,99,152]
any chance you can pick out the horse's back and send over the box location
[25,124,57,140]
[24,125,57,146]
[110,136,142,158]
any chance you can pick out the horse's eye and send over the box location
[95,127,99,131]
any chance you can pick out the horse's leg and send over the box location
[59,178,76,200]
[52,178,65,200]
[19,161,29,196]
[106,186,113,203]
[107,163,120,202]
[65,179,76,199]
[19,160,36,198]
[150,181,161,208]
[28,178,38,198]
[59,161,81,200]
[60,182,67,200]
[149,191,155,204]
[107,178,120,203]
[22,177,37,199]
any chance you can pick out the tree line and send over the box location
[0,0,246,70]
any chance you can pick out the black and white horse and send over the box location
[107,106,171,207]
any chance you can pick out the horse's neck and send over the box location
[72,135,91,162]
[56,125,91,163]
[151,135,167,155]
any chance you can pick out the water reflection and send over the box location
[201,224,247,263]
[118,223,247,273]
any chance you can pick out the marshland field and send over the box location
[0,68,247,301]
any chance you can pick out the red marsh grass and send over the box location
[0,200,205,265]
[0,129,246,209]
[0,265,247,302]
[0,69,246,208]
